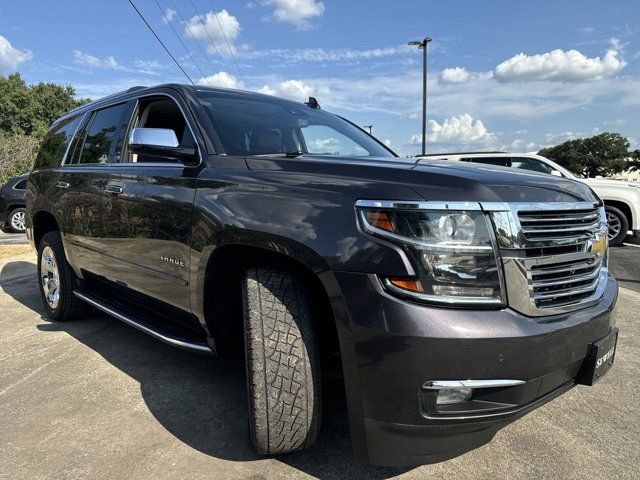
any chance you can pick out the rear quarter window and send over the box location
[13,179,27,190]
[34,114,84,170]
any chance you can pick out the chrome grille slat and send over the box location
[520,213,599,223]
[532,277,600,300]
[532,265,600,288]
[518,207,601,243]
[530,259,597,275]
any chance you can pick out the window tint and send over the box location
[302,125,369,156]
[34,114,83,169]
[13,180,27,190]
[77,103,128,164]
[510,157,555,174]
[461,157,511,167]
[195,91,392,158]
[126,98,193,163]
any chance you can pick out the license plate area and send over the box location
[576,328,618,386]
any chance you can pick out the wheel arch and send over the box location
[603,200,632,229]
[32,210,60,249]
[200,243,339,360]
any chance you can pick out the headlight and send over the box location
[357,201,504,306]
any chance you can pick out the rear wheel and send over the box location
[605,206,628,246]
[38,231,88,321]
[242,267,321,455]
[9,207,26,233]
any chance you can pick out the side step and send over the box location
[73,291,213,355]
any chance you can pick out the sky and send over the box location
[1,0,639,156]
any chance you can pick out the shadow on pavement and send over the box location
[0,261,410,479]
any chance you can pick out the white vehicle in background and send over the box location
[416,151,640,246]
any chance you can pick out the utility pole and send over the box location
[363,125,373,135]
[408,37,432,156]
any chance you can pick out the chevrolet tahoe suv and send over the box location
[417,151,640,246]
[26,84,619,466]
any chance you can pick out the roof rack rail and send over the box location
[126,86,147,92]
[415,150,505,157]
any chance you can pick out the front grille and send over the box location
[518,207,600,242]
[531,257,602,309]
[491,202,607,317]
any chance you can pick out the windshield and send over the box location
[195,90,394,158]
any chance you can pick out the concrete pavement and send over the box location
[0,253,639,479]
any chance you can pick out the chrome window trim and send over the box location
[60,91,204,168]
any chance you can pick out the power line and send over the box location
[127,0,194,84]
[153,0,209,82]
[172,0,238,89]
[186,0,239,89]
[208,0,246,86]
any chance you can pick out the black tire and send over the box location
[605,206,629,246]
[8,207,26,233]
[37,231,88,321]
[242,267,321,455]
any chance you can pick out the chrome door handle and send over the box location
[55,181,70,189]
[105,185,124,195]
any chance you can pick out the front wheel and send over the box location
[242,267,321,455]
[9,207,26,233]
[37,231,88,321]
[605,206,628,246]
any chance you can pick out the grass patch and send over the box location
[0,245,34,261]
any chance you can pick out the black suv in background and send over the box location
[26,84,618,466]
[1,174,28,233]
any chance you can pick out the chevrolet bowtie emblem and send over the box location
[588,234,607,257]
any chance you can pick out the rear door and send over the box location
[55,102,134,277]
[99,93,201,314]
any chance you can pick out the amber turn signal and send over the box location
[388,278,424,293]
[365,211,396,233]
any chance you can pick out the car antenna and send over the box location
[305,97,321,109]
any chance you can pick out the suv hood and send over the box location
[582,177,640,189]
[247,155,599,204]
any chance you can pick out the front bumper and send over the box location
[319,270,618,466]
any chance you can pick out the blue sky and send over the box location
[1,0,639,155]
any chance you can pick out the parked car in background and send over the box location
[0,174,28,233]
[26,85,618,465]
[417,152,640,246]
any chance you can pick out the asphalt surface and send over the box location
[0,229,28,246]
[0,246,639,479]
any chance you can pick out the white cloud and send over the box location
[243,45,410,63]
[494,48,626,82]
[258,79,317,101]
[197,71,245,89]
[184,9,240,54]
[439,67,471,84]
[0,35,32,73]
[262,0,325,28]
[410,114,497,147]
[162,7,177,24]
[73,50,119,69]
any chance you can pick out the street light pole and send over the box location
[409,37,432,156]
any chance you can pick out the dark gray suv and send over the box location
[1,174,28,233]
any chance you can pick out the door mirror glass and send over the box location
[128,128,197,164]
[550,170,563,177]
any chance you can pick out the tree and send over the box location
[0,73,88,138]
[538,132,630,178]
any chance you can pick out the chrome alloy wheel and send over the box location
[606,211,622,241]
[10,210,26,232]
[40,246,61,309]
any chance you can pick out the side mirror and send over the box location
[550,170,563,177]
[128,128,198,164]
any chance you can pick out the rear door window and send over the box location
[73,103,129,164]
[510,157,555,174]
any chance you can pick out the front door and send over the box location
[100,94,200,313]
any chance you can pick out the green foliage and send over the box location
[630,149,640,172]
[0,72,89,139]
[538,132,630,178]
[0,132,39,185]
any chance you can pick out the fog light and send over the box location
[437,387,473,405]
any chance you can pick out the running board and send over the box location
[73,291,213,355]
